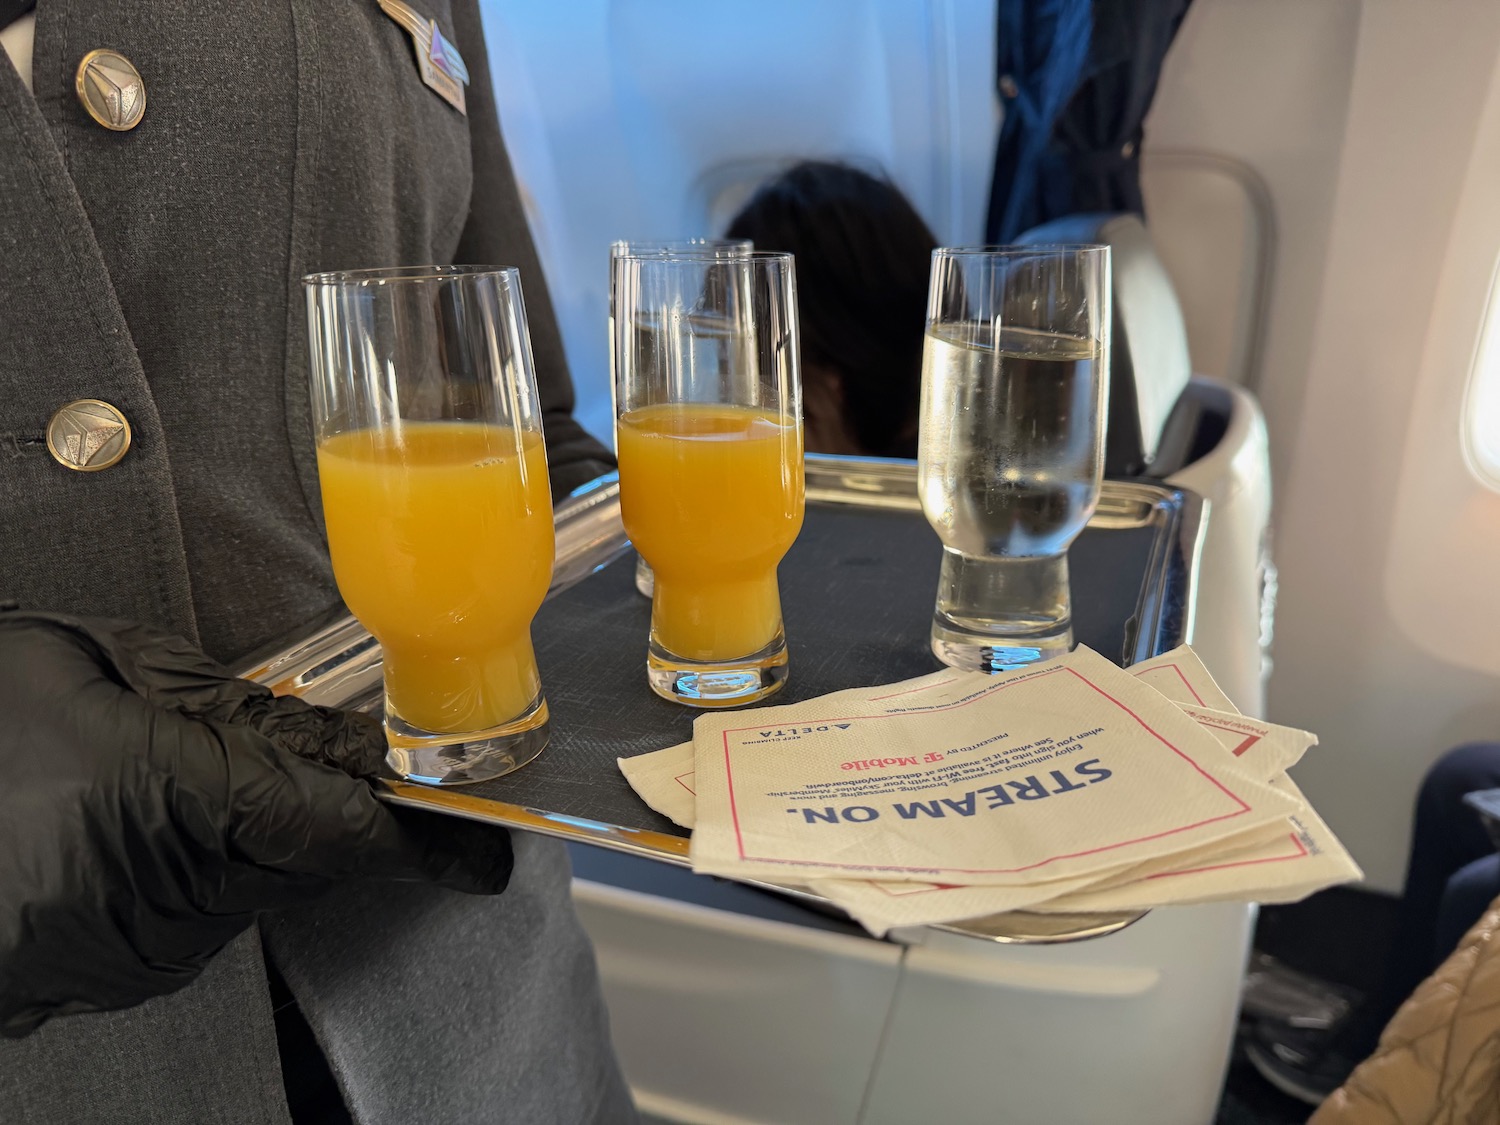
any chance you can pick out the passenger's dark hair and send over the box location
[725,161,936,458]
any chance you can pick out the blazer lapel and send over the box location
[0,55,198,640]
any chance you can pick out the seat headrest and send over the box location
[1015,213,1192,477]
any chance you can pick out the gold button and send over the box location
[46,400,132,471]
[75,49,146,131]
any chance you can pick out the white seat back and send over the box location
[1142,150,1275,389]
[1167,377,1274,716]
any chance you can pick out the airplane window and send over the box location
[1463,251,1500,491]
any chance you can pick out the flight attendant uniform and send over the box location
[0,1,633,1121]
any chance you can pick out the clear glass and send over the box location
[304,265,553,784]
[918,245,1111,672]
[614,251,804,706]
[609,240,754,597]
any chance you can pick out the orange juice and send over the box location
[617,403,804,661]
[317,422,554,733]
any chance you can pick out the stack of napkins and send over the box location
[618,646,1361,936]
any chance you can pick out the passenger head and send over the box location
[725,161,936,458]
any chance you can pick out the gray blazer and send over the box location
[0,2,630,1121]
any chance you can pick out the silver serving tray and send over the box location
[240,455,1206,945]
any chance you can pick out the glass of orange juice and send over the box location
[608,239,754,600]
[303,266,554,785]
[613,251,804,706]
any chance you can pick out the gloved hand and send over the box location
[0,609,513,1038]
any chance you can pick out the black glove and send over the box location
[0,610,513,1038]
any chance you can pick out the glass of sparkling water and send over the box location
[609,239,753,598]
[917,245,1111,672]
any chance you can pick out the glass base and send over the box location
[384,691,550,785]
[930,549,1074,673]
[635,555,655,598]
[646,632,788,708]
[930,626,1073,673]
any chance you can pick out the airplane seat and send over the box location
[1140,150,1275,392]
[1016,212,1273,717]
[1162,377,1275,718]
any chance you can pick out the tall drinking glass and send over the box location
[918,245,1110,672]
[304,266,554,784]
[614,251,804,706]
[609,239,753,597]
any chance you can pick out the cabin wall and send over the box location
[1150,0,1500,890]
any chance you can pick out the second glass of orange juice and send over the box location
[304,266,554,784]
[609,238,754,599]
[613,251,804,706]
